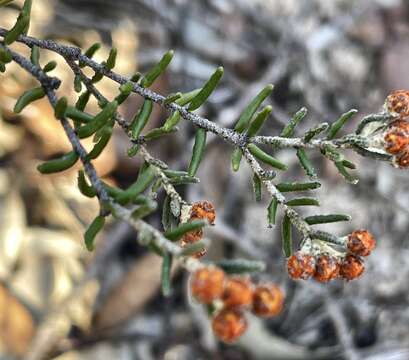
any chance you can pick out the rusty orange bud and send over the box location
[386,90,409,118]
[222,278,253,309]
[287,252,316,280]
[190,267,225,304]
[190,201,216,225]
[212,308,248,343]
[384,120,409,155]
[313,255,340,283]
[340,255,365,281]
[396,150,409,168]
[252,285,284,318]
[347,230,376,257]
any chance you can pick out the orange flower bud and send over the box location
[313,255,340,283]
[190,201,216,225]
[222,278,253,308]
[190,267,225,304]
[212,309,247,343]
[287,252,316,280]
[384,129,409,155]
[396,150,409,168]
[252,285,284,318]
[340,255,365,281]
[386,90,409,118]
[347,230,376,257]
[180,229,203,246]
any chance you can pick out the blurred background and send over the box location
[0,0,409,359]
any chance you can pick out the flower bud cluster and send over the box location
[287,230,376,283]
[190,266,284,343]
[180,201,216,258]
[384,90,409,168]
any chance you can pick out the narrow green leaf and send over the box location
[130,72,142,82]
[187,128,207,176]
[164,92,182,104]
[181,240,207,256]
[296,148,317,179]
[303,123,329,142]
[342,159,356,169]
[86,125,113,160]
[73,75,83,94]
[164,219,207,242]
[163,169,190,178]
[131,199,158,219]
[106,47,117,70]
[84,215,105,251]
[66,106,93,123]
[141,50,174,88]
[276,181,321,192]
[4,14,30,45]
[14,86,45,113]
[37,151,79,174]
[334,161,359,184]
[267,198,278,227]
[130,99,153,138]
[327,109,357,140]
[282,214,292,257]
[281,107,307,137]
[246,105,272,138]
[216,259,266,274]
[77,100,118,138]
[248,144,287,170]
[252,174,262,201]
[285,197,319,206]
[81,42,101,67]
[231,148,242,172]
[77,170,96,198]
[234,84,274,133]
[161,253,173,297]
[304,214,351,225]
[43,60,57,72]
[116,166,156,204]
[168,176,199,186]
[0,47,12,63]
[75,91,91,111]
[188,67,224,111]
[54,97,68,119]
[115,81,133,104]
[162,195,172,231]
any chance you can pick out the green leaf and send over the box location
[161,253,173,297]
[4,14,30,45]
[282,214,292,257]
[164,219,207,242]
[141,50,174,88]
[30,45,40,65]
[130,99,153,138]
[334,161,359,184]
[77,170,97,198]
[231,147,242,172]
[234,84,274,133]
[14,86,45,113]
[180,240,207,256]
[37,151,79,174]
[74,75,82,93]
[280,107,307,137]
[286,197,319,206]
[43,60,57,72]
[77,100,118,138]
[276,181,321,192]
[81,42,101,67]
[327,109,357,140]
[246,105,272,138]
[216,259,266,274]
[296,148,317,179]
[248,144,287,170]
[131,198,158,219]
[188,67,224,111]
[84,215,105,251]
[0,47,12,63]
[54,97,68,119]
[303,122,329,142]
[164,92,182,104]
[304,214,351,225]
[86,125,113,160]
[252,174,262,201]
[106,47,117,70]
[115,81,133,105]
[116,166,156,204]
[75,91,91,111]
[66,106,93,123]
[187,128,207,176]
[267,198,278,227]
